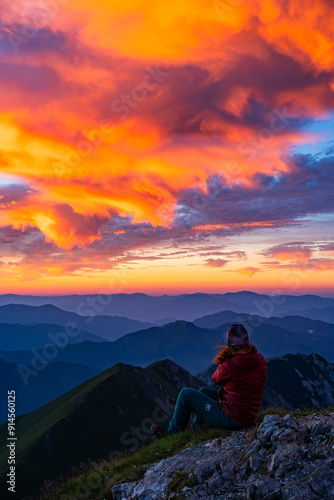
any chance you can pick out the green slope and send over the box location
[0,359,203,498]
[0,363,121,477]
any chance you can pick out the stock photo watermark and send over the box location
[1,0,71,54]
[17,266,130,385]
[53,65,170,175]
[213,0,243,22]
[192,105,293,210]
[109,397,175,460]
[7,390,16,494]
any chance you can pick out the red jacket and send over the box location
[211,351,267,425]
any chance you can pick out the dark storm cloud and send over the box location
[175,151,334,228]
[0,184,37,208]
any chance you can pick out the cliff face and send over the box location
[197,353,334,410]
[112,411,334,499]
[262,353,334,410]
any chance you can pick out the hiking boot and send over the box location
[191,421,203,430]
[150,424,168,439]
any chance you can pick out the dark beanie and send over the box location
[226,323,249,348]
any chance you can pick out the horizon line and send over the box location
[0,290,333,299]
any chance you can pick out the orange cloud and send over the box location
[263,244,312,263]
[236,267,260,277]
[0,0,334,291]
[274,250,312,263]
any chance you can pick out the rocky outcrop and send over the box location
[112,411,334,499]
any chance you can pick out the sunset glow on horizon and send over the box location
[0,0,334,295]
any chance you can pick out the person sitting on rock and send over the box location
[153,324,267,437]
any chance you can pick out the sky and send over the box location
[0,0,333,296]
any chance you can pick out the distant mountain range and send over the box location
[1,317,334,377]
[0,359,203,498]
[197,352,334,410]
[0,321,220,373]
[0,322,104,350]
[0,304,153,341]
[194,310,334,338]
[281,306,334,324]
[0,291,333,322]
[194,309,334,333]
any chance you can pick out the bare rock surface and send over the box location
[112,412,334,499]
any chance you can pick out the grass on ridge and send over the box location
[31,425,231,500]
[28,405,334,500]
[257,405,334,422]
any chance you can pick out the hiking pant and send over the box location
[168,386,244,434]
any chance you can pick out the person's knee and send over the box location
[199,387,212,398]
[179,387,192,401]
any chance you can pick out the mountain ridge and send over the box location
[1,319,334,374]
[0,358,203,498]
[0,322,104,350]
[0,303,154,341]
[0,292,333,322]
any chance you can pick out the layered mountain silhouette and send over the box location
[0,321,220,373]
[1,292,333,322]
[197,352,334,410]
[194,310,334,360]
[0,359,203,497]
[1,319,334,378]
[281,306,334,324]
[194,309,334,335]
[0,322,103,350]
[0,304,153,341]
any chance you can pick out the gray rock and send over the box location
[327,488,334,500]
[247,438,262,454]
[254,478,281,499]
[270,427,286,443]
[249,453,266,472]
[111,412,334,500]
[258,415,283,444]
[207,470,223,490]
[239,462,248,479]
[275,461,297,479]
[281,481,315,500]
[306,442,327,460]
[275,428,296,443]
[247,484,256,499]
[309,478,326,497]
[111,481,136,499]
[263,490,281,500]
[268,444,301,474]
[282,414,298,429]
[220,459,236,482]
[309,465,334,496]
[193,459,217,483]
[309,421,332,436]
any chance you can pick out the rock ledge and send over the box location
[112,412,334,499]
